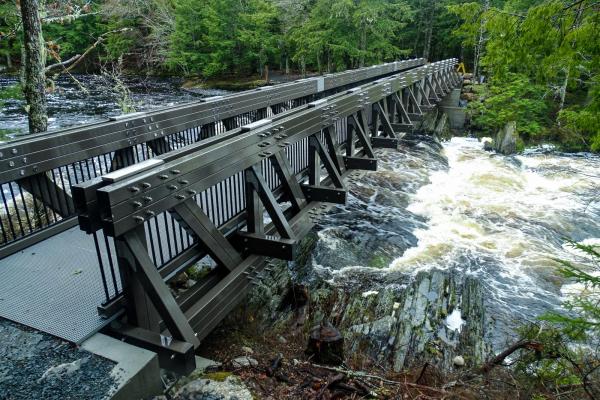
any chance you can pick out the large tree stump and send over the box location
[306,321,344,365]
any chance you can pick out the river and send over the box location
[312,136,600,347]
[1,76,599,348]
[0,74,227,139]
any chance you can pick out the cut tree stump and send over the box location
[306,321,344,365]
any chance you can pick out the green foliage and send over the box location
[168,0,280,77]
[287,0,412,72]
[44,14,104,60]
[542,241,600,339]
[558,78,600,152]
[505,241,600,397]
[515,324,584,390]
[451,0,600,152]
[0,2,21,70]
[468,73,550,140]
[0,83,22,101]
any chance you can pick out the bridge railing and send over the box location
[72,59,459,373]
[0,58,425,259]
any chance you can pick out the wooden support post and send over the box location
[308,136,320,185]
[407,87,423,115]
[115,225,162,335]
[308,135,345,189]
[123,229,200,348]
[18,172,73,217]
[374,102,397,138]
[350,114,375,158]
[245,169,264,234]
[246,165,294,239]
[323,126,344,175]
[269,152,307,212]
[394,93,412,124]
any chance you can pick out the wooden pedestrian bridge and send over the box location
[0,58,460,374]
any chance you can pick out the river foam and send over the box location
[313,136,599,343]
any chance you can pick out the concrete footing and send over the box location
[82,333,162,400]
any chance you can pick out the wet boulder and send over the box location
[172,375,252,400]
[494,121,518,155]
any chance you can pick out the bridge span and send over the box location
[0,58,460,374]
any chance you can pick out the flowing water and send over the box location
[312,136,600,346]
[0,74,227,138]
[2,75,599,348]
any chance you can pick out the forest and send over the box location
[1,0,598,151]
[1,2,600,400]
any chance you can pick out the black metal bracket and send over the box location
[301,185,347,204]
[344,156,377,171]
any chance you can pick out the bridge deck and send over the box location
[0,226,115,344]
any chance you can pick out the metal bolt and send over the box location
[186,189,197,195]
[129,186,140,193]
[132,201,142,208]
[12,148,17,155]
[142,196,153,202]
[145,210,155,217]
[170,169,181,174]
[175,194,185,200]
[178,179,189,185]
[167,184,178,190]
[141,182,151,189]
[133,216,144,223]
[159,174,169,180]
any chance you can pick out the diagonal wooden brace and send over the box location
[374,101,397,139]
[246,165,294,239]
[269,152,307,212]
[393,93,412,125]
[308,135,345,189]
[124,230,200,348]
[171,199,243,271]
[349,114,375,158]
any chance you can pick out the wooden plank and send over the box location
[344,156,377,171]
[371,137,398,149]
[244,169,264,234]
[393,92,412,124]
[300,185,347,204]
[407,87,423,115]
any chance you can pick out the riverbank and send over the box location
[180,134,599,399]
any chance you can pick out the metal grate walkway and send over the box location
[0,226,116,344]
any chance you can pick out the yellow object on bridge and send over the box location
[456,62,466,74]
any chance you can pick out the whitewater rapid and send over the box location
[312,136,600,343]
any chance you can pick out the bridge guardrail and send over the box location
[0,58,425,258]
[71,59,459,369]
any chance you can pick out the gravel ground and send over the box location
[0,318,117,400]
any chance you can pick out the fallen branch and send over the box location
[45,54,81,73]
[301,361,471,399]
[478,340,542,374]
[45,28,131,78]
